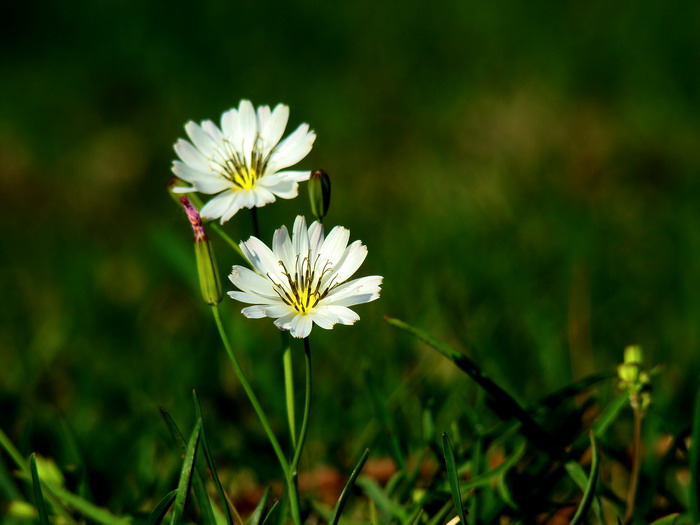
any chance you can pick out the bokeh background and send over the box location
[2,0,700,513]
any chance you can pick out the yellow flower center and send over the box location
[271,255,339,314]
[211,136,269,191]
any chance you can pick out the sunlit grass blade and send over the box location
[170,419,202,525]
[192,390,244,525]
[329,448,370,525]
[160,408,216,525]
[386,317,566,460]
[30,454,50,525]
[246,487,270,525]
[40,481,128,524]
[442,433,468,525]
[356,475,409,522]
[591,394,628,438]
[459,441,526,491]
[570,432,599,525]
[147,490,177,525]
[691,386,700,524]
[261,499,281,525]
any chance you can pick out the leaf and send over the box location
[385,317,566,460]
[193,390,244,525]
[570,432,600,525]
[30,454,50,525]
[356,475,409,522]
[442,433,468,525]
[260,499,281,525]
[649,513,680,525]
[329,448,370,525]
[591,394,628,438]
[458,441,526,489]
[146,490,177,525]
[170,419,202,525]
[160,408,216,525]
[363,366,406,469]
[246,487,270,525]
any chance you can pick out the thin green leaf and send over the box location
[261,499,281,525]
[283,337,297,450]
[246,487,270,525]
[591,394,628,438]
[57,416,92,500]
[649,513,680,525]
[458,441,526,488]
[570,432,600,525]
[407,509,424,525]
[329,448,370,525]
[532,372,616,412]
[41,481,129,524]
[170,420,202,525]
[30,454,50,525]
[146,490,177,525]
[442,433,467,525]
[691,386,700,524]
[385,317,566,460]
[193,391,243,525]
[160,408,216,525]
[426,500,454,525]
[356,475,409,522]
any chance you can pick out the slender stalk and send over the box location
[211,305,289,477]
[623,408,643,524]
[251,207,260,238]
[283,337,297,450]
[209,223,247,263]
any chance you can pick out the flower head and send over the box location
[172,100,316,224]
[228,216,382,338]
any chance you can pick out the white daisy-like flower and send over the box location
[228,216,383,339]
[171,100,316,224]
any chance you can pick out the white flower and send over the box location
[228,216,383,339]
[171,100,316,224]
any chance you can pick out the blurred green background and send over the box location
[2,0,700,512]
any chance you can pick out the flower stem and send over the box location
[210,305,290,477]
[251,206,260,238]
[209,223,248,263]
[283,335,297,450]
[623,407,643,524]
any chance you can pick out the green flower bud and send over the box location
[308,169,331,221]
[180,196,222,305]
[624,345,643,366]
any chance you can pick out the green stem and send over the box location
[623,408,643,524]
[251,207,260,238]
[283,336,297,450]
[211,305,289,477]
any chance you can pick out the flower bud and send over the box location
[180,196,222,305]
[308,169,331,221]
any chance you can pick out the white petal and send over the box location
[185,121,217,155]
[229,265,275,296]
[256,105,271,130]
[241,305,267,319]
[200,191,236,221]
[201,120,223,142]
[228,290,281,305]
[307,309,337,329]
[332,241,368,283]
[272,226,295,267]
[319,226,350,267]
[263,304,296,318]
[324,276,383,307]
[289,314,313,338]
[171,160,207,183]
[292,216,309,256]
[219,193,248,223]
[274,311,297,331]
[317,305,360,325]
[240,237,287,284]
[307,221,324,257]
[170,184,195,193]
[252,186,276,207]
[267,124,316,172]
[261,104,289,154]
[173,162,230,193]
[174,139,209,171]
[220,108,240,142]
[238,100,257,164]
[257,176,299,199]
[271,170,312,182]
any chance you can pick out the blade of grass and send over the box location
[363,366,406,469]
[170,420,202,525]
[261,499,281,525]
[649,513,680,525]
[570,432,600,525]
[442,433,468,525]
[282,334,297,450]
[30,454,50,525]
[591,394,628,438]
[385,317,566,460]
[691,386,700,524]
[458,441,526,489]
[160,408,216,525]
[329,448,370,525]
[356,475,409,522]
[192,391,244,525]
[246,487,270,525]
[147,490,177,525]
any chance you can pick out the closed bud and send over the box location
[180,196,222,305]
[308,169,331,221]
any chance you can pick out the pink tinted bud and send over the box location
[180,196,207,243]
